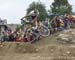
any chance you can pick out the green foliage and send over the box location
[51,0,72,15]
[16,24,23,31]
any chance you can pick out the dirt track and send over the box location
[0,29,75,60]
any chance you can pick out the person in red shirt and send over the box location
[69,14,74,22]
[68,14,75,28]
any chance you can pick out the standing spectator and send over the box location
[64,15,70,29]
[51,19,57,33]
[55,16,61,31]
[7,30,14,41]
[68,14,74,28]
[0,32,5,47]
[4,31,9,41]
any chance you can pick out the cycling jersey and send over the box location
[28,10,39,20]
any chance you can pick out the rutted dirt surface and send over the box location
[0,29,75,60]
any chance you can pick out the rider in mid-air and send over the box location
[24,9,40,42]
[27,9,39,29]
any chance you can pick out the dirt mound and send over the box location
[15,43,38,53]
[0,42,38,54]
[0,29,75,60]
[56,29,75,44]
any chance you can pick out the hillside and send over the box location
[0,29,75,60]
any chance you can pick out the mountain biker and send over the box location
[27,9,39,28]
[24,9,40,42]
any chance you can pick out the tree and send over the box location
[25,2,48,21]
[16,24,23,31]
[50,0,72,15]
[16,24,21,31]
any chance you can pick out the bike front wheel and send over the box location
[38,25,50,37]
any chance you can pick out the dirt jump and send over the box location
[0,29,75,60]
